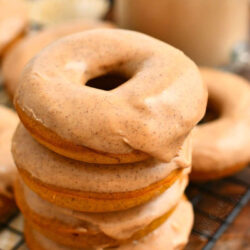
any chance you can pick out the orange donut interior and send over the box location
[15,179,177,249]
[16,104,149,165]
[17,164,182,213]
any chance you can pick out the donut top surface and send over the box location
[193,68,250,172]
[2,19,114,98]
[15,29,207,162]
[0,105,19,197]
[0,0,28,55]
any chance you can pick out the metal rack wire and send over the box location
[186,166,250,250]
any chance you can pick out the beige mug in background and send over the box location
[115,0,249,67]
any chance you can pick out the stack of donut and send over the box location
[12,29,207,249]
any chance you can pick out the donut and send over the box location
[15,175,188,248]
[24,198,193,250]
[0,105,19,217]
[0,0,28,56]
[14,29,207,164]
[12,124,192,212]
[191,68,250,181]
[2,19,114,98]
[114,0,249,67]
[0,106,19,197]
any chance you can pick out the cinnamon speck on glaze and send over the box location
[15,29,207,162]
[12,124,191,193]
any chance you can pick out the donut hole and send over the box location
[6,185,13,194]
[86,73,128,91]
[199,98,220,124]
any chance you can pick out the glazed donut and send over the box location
[191,68,250,181]
[0,0,28,56]
[0,105,19,218]
[0,105,19,198]
[24,198,193,250]
[12,124,191,212]
[15,175,188,248]
[2,19,114,98]
[14,29,207,164]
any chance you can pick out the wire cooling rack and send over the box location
[186,167,250,250]
[0,80,250,250]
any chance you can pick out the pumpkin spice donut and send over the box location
[24,197,193,250]
[15,175,188,248]
[14,29,207,164]
[0,0,28,57]
[2,19,114,99]
[191,68,250,181]
[0,105,19,218]
[12,124,191,212]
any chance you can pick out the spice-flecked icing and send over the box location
[193,68,250,173]
[0,105,18,197]
[15,29,207,162]
[26,198,193,250]
[12,124,191,193]
[20,175,188,240]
